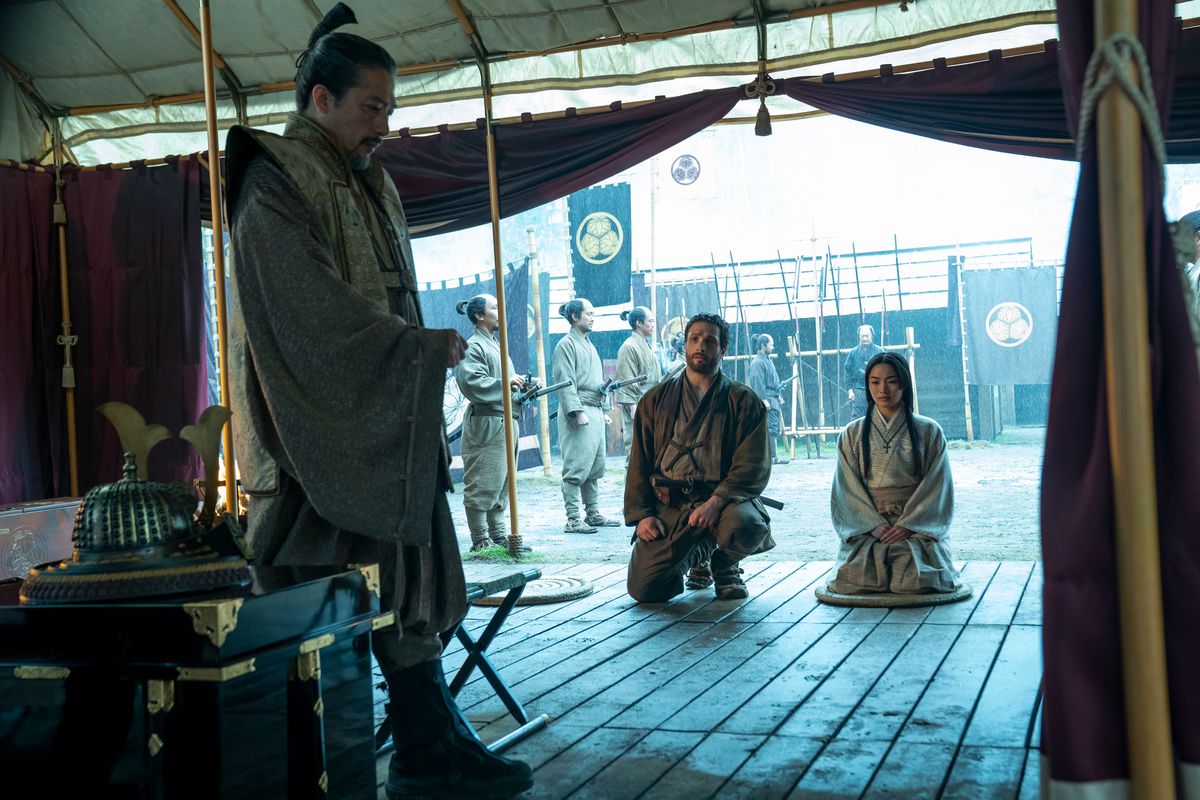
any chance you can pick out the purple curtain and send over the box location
[377,87,741,236]
[1041,0,1200,791]
[781,25,1200,162]
[61,159,208,490]
[0,166,56,503]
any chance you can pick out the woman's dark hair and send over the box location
[559,299,587,324]
[860,352,923,479]
[620,306,650,329]
[455,294,489,325]
[295,4,396,111]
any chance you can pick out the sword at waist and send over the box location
[604,374,648,393]
[650,476,784,511]
[517,378,572,404]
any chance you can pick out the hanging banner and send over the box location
[632,274,721,347]
[419,259,541,479]
[568,183,632,307]
[961,266,1057,385]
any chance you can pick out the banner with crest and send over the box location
[961,266,1058,385]
[568,182,632,307]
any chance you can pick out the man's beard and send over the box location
[689,353,719,374]
[351,154,371,171]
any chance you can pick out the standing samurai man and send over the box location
[552,298,620,533]
[844,324,884,421]
[625,313,775,601]
[455,294,538,551]
[747,332,790,465]
[224,6,531,798]
[615,306,662,460]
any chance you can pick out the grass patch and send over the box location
[947,438,993,450]
[461,545,549,563]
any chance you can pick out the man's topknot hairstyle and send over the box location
[685,313,729,350]
[294,3,396,111]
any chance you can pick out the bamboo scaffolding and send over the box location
[1094,2,1174,797]
[199,0,236,512]
[527,228,553,477]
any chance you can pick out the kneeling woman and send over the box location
[828,352,960,594]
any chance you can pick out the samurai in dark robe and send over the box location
[224,7,530,798]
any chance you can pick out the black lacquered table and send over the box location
[0,564,381,799]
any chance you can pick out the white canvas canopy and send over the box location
[0,0,1064,163]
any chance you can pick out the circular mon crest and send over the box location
[575,211,624,265]
[671,154,701,185]
[985,301,1034,347]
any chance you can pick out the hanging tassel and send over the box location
[755,96,772,137]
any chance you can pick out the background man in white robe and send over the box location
[615,306,661,459]
[454,294,535,551]
[552,298,620,533]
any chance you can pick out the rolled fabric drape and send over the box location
[61,158,208,491]
[0,165,56,503]
[781,24,1200,163]
[1041,1,1200,796]
[377,87,742,236]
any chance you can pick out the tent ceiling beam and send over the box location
[162,0,248,123]
[50,34,1081,158]
[0,52,57,119]
[55,0,1026,118]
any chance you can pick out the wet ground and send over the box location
[451,426,1045,565]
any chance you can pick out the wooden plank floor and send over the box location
[373,560,1043,800]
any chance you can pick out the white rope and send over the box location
[1074,32,1167,186]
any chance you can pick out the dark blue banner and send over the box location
[632,274,721,346]
[568,182,632,307]
[961,266,1057,385]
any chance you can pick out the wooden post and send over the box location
[527,228,553,477]
[199,0,236,510]
[649,156,658,353]
[905,326,920,415]
[481,69,524,559]
[51,118,79,496]
[956,266,974,441]
[1095,3,1175,796]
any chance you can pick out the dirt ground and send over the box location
[451,426,1045,565]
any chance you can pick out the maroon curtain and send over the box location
[781,25,1200,162]
[1041,0,1199,790]
[61,158,207,490]
[0,165,56,504]
[377,87,741,236]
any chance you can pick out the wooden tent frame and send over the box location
[7,2,1175,793]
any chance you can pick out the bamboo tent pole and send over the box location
[1094,2,1175,797]
[51,119,80,496]
[526,227,553,477]
[199,0,236,511]
[477,67,524,558]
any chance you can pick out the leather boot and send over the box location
[711,548,749,600]
[465,507,490,551]
[384,660,533,799]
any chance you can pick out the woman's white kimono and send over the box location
[829,408,960,594]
